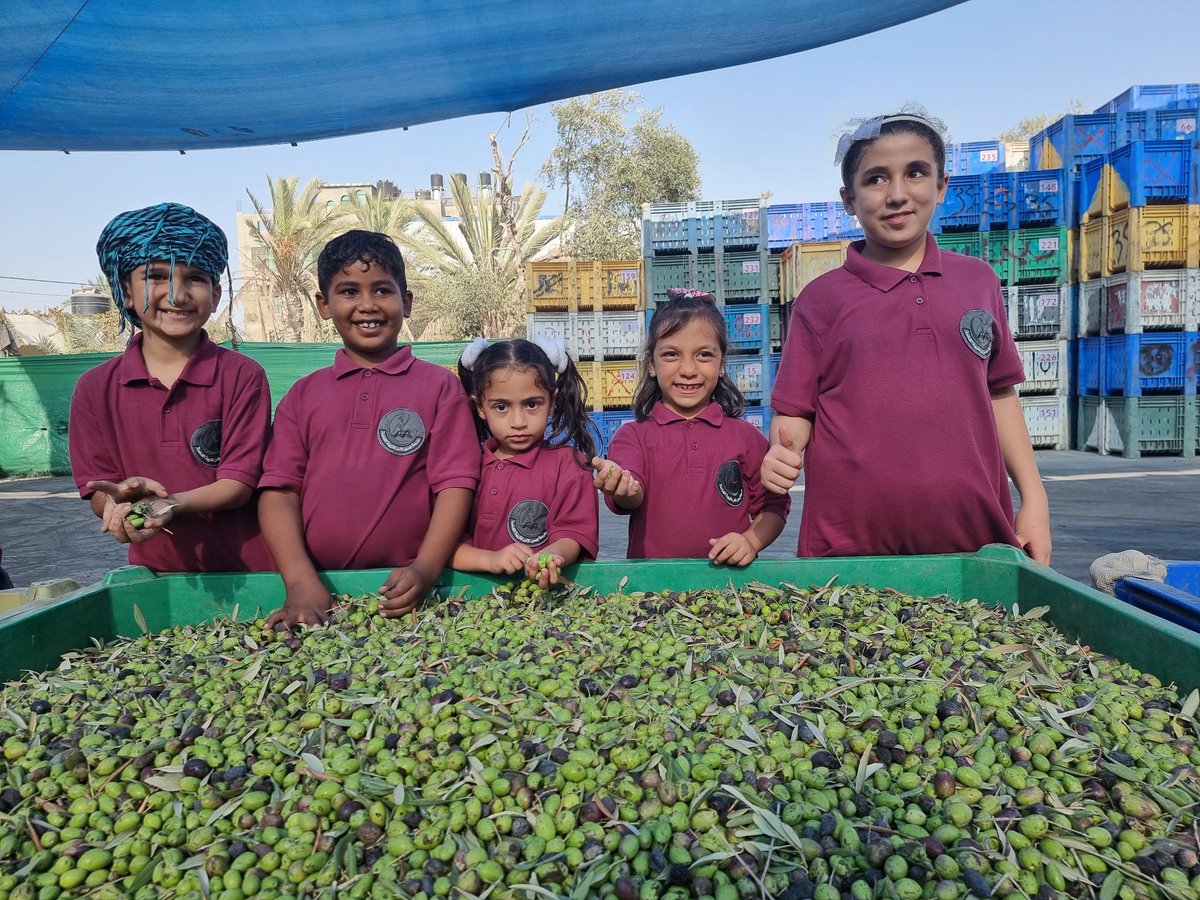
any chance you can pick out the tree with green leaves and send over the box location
[244,177,342,341]
[541,91,700,260]
[404,124,559,338]
[997,100,1087,142]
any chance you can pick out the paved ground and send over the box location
[0,451,1196,590]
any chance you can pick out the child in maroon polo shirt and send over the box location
[762,112,1052,563]
[69,202,273,573]
[452,337,600,588]
[594,291,790,563]
[260,231,480,627]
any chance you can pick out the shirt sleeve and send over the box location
[743,425,792,522]
[603,421,646,516]
[258,385,307,492]
[68,369,122,498]
[426,373,482,494]
[548,454,599,559]
[770,294,823,418]
[215,360,272,488]
[988,281,1025,391]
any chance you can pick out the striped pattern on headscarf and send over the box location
[95,202,228,332]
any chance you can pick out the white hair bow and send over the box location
[533,336,569,374]
[460,337,489,369]
[834,113,942,165]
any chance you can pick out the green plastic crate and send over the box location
[935,231,984,261]
[983,230,1015,286]
[644,255,693,306]
[3,547,1200,694]
[1012,226,1071,284]
[1106,396,1198,458]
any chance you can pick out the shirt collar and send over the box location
[332,344,415,379]
[650,401,725,426]
[117,331,218,386]
[483,436,543,468]
[843,232,944,291]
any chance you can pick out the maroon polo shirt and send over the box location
[467,439,599,558]
[69,332,274,572]
[260,346,481,570]
[771,233,1025,557]
[606,402,791,559]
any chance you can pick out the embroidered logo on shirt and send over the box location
[377,408,426,456]
[190,419,221,467]
[716,460,745,507]
[960,309,995,359]
[508,499,549,546]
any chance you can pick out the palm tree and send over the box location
[404,174,558,337]
[244,177,342,342]
[350,191,413,242]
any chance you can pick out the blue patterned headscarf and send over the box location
[95,202,229,332]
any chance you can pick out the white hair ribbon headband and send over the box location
[460,337,489,369]
[834,114,941,165]
[533,336,569,374]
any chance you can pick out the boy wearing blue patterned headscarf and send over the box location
[68,202,275,573]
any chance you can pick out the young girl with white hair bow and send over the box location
[453,337,601,588]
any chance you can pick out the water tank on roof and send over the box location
[430,173,444,189]
[479,172,492,188]
[70,290,109,315]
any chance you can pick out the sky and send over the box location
[1,0,1198,312]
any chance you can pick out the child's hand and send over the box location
[266,581,334,629]
[379,563,433,620]
[1015,502,1052,566]
[709,532,758,567]
[489,543,533,576]
[591,457,642,501]
[88,476,169,505]
[761,427,803,495]
[101,496,178,544]
[525,551,564,590]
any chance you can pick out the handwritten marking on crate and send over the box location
[1139,343,1176,377]
[534,273,565,298]
[742,261,760,274]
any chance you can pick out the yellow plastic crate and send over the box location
[778,241,849,304]
[1079,163,1111,223]
[1106,205,1200,274]
[1080,218,1106,280]
[527,261,577,311]
[580,261,643,311]
[597,359,641,409]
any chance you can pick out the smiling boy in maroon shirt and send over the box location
[260,231,480,626]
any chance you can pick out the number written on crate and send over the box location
[1038,180,1059,193]
[742,313,762,326]
[1035,351,1057,375]
[1037,237,1059,252]
[1145,218,1176,250]
[618,269,638,283]
[1178,118,1196,135]
[979,149,999,162]
[619,369,637,383]
[742,261,761,275]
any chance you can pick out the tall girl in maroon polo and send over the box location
[594,291,790,563]
[452,338,600,589]
[761,112,1051,562]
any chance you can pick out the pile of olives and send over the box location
[0,580,1197,899]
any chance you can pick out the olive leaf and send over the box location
[133,604,149,635]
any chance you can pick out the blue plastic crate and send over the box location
[1103,332,1194,395]
[1097,84,1200,115]
[1115,560,1200,635]
[725,353,767,402]
[1031,114,1117,169]
[644,200,765,255]
[600,410,637,452]
[932,175,987,232]
[766,204,803,251]
[722,305,769,353]
[1147,107,1199,142]
[983,172,1017,231]
[1079,157,1107,222]
[1014,170,1070,227]
[950,140,1005,175]
[739,405,771,436]
[768,352,781,390]
[1109,140,1199,208]
[801,202,864,241]
[1078,337,1102,395]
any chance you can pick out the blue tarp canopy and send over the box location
[1,1,962,152]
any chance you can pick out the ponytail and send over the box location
[546,357,599,466]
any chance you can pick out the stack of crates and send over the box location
[925,146,1074,448]
[1071,85,1200,458]
[525,259,645,451]
[642,199,773,435]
